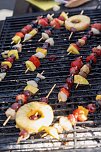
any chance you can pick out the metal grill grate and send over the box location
[0,9,101,151]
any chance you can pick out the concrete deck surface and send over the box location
[0,0,16,20]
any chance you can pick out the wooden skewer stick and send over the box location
[46,84,56,99]
[38,37,43,42]
[41,70,44,75]
[18,40,21,44]
[67,51,72,55]
[3,115,11,126]
[41,133,48,138]
[68,10,84,40]
[11,41,14,44]
[3,71,44,126]
[17,136,23,144]
[22,39,26,43]
[75,83,79,89]
[25,68,29,74]
[68,32,73,40]
[80,10,84,15]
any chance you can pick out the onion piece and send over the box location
[45,38,54,46]
[0,72,6,81]
[58,91,67,102]
[37,73,46,80]
[5,108,16,120]
[59,116,73,131]
[91,28,100,35]
[53,123,63,133]
[35,52,45,59]
[27,80,38,88]
[42,32,49,40]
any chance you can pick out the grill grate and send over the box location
[0,9,101,151]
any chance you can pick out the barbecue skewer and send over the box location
[58,45,101,102]
[38,12,69,42]
[46,84,56,99]
[17,84,56,143]
[25,37,54,73]
[3,71,45,126]
[68,10,84,40]
[58,56,83,102]
[0,44,22,81]
[74,45,101,89]
[3,116,11,126]
[67,23,101,55]
[11,16,45,44]
[17,90,101,143]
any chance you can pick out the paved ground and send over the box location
[0,0,16,21]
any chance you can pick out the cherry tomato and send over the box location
[60,88,70,97]
[73,109,87,122]
[16,94,28,104]
[91,23,101,31]
[29,55,40,68]
[69,66,79,75]
[50,19,61,29]
[86,53,97,64]
[16,32,24,38]
[71,57,83,69]
[58,16,65,21]
[24,25,32,32]
[38,18,48,27]
[68,114,77,125]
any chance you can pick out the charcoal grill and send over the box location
[0,8,101,152]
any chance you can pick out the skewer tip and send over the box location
[68,32,73,40]
[41,70,44,75]
[17,136,23,144]
[38,37,43,42]
[75,83,79,89]
[67,51,72,55]
[80,10,84,15]
[25,68,29,74]
[11,41,14,44]
[46,84,56,99]
[22,40,26,43]
[3,115,11,126]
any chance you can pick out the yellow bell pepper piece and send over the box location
[96,95,101,101]
[12,35,21,44]
[78,106,89,117]
[25,60,36,71]
[74,75,89,85]
[24,85,39,95]
[8,50,19,60]
[40,126,59,140]
[67,44,80,55]
[1,61,12,68]
[29,29,38,36]
[60,12,68,20]
[36,47,47,56]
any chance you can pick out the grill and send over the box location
[0,8,101,152]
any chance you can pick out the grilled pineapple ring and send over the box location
[16,102,54,134]
[65,15,90,31]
